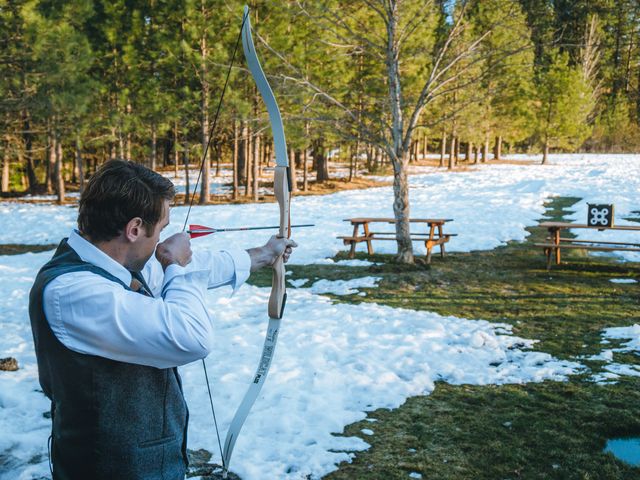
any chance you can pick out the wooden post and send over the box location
[363,221,373,255]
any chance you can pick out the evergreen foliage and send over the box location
[0,0,639,194]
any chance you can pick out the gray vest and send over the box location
[29,239,189,480]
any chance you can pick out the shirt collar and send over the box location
[67,229,133,286]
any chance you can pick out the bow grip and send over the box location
[268,166,290,319]
[268,257,286,319]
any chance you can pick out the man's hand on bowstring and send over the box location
[156,233,193,270]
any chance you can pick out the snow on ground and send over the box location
[2,154,640,262]
[1,154,639,479]
[0,252,580,480]
[585,324,640,384]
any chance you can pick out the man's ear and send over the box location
[124,217,145,242]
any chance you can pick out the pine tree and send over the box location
[536,51,594,164]
[29,0,95,202]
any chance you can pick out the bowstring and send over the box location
[182,11,248,232]
[181,10,250,471]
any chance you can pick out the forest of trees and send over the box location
[1,0,640,260]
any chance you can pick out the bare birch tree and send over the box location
[268,0,518,263]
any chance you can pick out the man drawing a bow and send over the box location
[29,159,296,479]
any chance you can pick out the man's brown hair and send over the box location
[78,160,175,242]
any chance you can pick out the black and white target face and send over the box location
[589,206,612,226]
[591,208,609,225]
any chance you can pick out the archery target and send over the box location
[587,204,614,227]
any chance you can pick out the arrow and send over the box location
[188,223,314,239]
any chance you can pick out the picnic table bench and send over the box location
[338,217,456,263]
[535,221,640,269]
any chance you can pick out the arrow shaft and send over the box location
[188,223,313,235]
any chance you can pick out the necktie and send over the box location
[129,274,152,297]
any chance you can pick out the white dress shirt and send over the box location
[42,230,251,369]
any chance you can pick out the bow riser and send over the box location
[269,166,290,319]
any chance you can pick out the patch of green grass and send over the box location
[326,379,640,480]
[0,244,57,255]
[255,196,640,479]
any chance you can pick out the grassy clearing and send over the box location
[250,196,640,479]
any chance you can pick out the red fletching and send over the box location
[188,224,215,239]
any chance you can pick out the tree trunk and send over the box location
[125,103,132,161]
[215,140,221,177]
[253,133,259,202]
[199,94,210,204]
[482,139,489,163]
[303,144,309,192]
[183,141,190,205]
[440,132,446,167]
[289,146,298,193]
[392,156,413,264]
[46,127,55,193]
[315,139,330,182]
[349,144,355,181]
[76,135,85,194]
[494,135,502,161]
[162,136,169,168]
[17,147,26,190]
[238,121,247,189]
[353,140,359,179]
[422,135,428,160]
[385,6,414,264]
[232,119,239,200]
[245,126,252,197]
[454,136,460,164]
[2,143,9,192]
[448,135,455,170]
[22,110,37,192]
[295,149,303,191]
[117,126,124,159]
[473,145,479,164]
[466,142,472,162]
[174,122,179,178]
[199,8,210,206]
[637,60,640,121]
[542,140,549,165]
[151,124,157,171]
[374,148,381,170]
[55,132,65,204]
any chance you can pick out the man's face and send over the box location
[130,199,171,272]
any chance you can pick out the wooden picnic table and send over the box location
[338,217,455,263]
[535,221,640,268]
